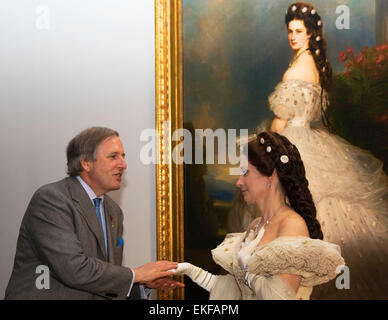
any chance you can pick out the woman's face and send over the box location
[236,161,269,204]
[287,19,311,51]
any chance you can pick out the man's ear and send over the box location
[80,158,92,173]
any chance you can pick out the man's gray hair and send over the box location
[66,127,119,177]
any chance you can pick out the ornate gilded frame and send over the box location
[155,0,184,300]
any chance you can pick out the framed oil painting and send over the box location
[155,0,388,299]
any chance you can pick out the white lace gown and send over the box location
[255,79,388,299]
[209,231,344,300]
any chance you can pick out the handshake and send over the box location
[132,261,217,292]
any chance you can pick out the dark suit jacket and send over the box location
[5,177,142,300]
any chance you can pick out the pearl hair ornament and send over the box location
[315,49,320,55]
[259,137,290,164]
[280,155,289,164]
[287,5,318,17]
[316,36,321,42]
[317,20,322,27]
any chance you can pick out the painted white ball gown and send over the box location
[249,79,388,299]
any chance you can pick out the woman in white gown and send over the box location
[230,2,388,299]
[175,132,344,300]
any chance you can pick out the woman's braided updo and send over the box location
[248,132,323,240]
[285,2,333,129]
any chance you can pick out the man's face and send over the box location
[82,136,127,196]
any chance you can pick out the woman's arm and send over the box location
[173,263,218,292]
[269,61,318,134]
[269,116,287,133]
[277,274,301,294]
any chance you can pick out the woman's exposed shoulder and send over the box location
[282,54,319,84]
[278,211,310,238]
[282,67,319,84]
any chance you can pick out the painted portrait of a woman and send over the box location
[179,0,388,299]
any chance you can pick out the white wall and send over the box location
[0,0,156,298]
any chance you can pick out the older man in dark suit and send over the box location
[5,127,182,299]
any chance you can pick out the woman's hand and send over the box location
[172,262,218,292]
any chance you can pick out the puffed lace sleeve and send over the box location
[248,237,345,287]
[268,82,299,120]
[268,80,327,122]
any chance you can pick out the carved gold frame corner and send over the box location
[155,0,184,300]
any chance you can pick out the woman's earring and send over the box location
[267,180,272,190]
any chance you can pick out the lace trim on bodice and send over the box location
[212,233,345,288]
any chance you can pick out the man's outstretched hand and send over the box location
[133,261,179,283]
[146,277,185,291]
